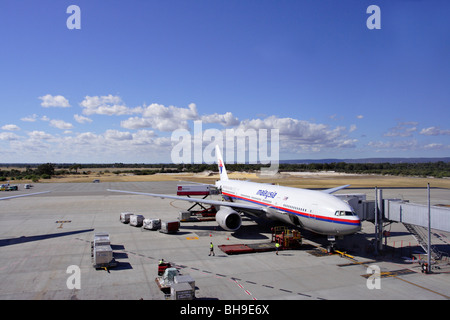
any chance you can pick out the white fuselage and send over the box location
[216,179,361,236]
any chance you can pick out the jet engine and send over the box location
[215,206,242,231]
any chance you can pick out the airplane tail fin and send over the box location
[215,145,229,181]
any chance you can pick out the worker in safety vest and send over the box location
[275,242,280,255]
[209,242,215,256]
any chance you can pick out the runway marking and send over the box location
[186,236,199,240]
[215,273,226,277]
[297,292,311,297]
[230,278,257,300]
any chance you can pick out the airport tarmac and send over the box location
[0,181,449,300]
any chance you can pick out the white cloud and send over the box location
[80,95,141,116]
[423,143,450,150]
[120,117,153,130]
[121,103,199,131]
[235,115,356,153]
[368,139,418,151]
[75,132,98,143]
[201,112,239,127]
[130,130,157,145]
[384,121,418,137]
[39,94,70,108]
[104,129,132,141]
[420,126,450,136]
[0,132,20,141]
[1,124,20,131]
[356,115,364,119]
[49,119,74,130]
[74,114,93,124]
[21,114,38,122]
[142,103,199,120]
[28,130,53,140]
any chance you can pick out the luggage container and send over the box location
[142,218,161,230]
[171,282,194,300]
[91,232,110,248]
[178,211,191,221]
[93,235,110,247]
[120,212,133,224]
[129,214,144,227]
[174,275,195,291]
[91,232,117,269]
[94,245,113,264]
[92,245,117,269]
[159,220,179,234]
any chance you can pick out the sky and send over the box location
[0,0,449,163]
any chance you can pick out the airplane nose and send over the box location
[343,217,361,234]
[352,218,362,232]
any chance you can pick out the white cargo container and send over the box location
[171,282,194,300]
[120,212,133,224]
[174,275,195,291]
[130,214,144,227]
[92,232,110,248]
[178,211,191,221]
[93,245,113,266]
[93,235,110,247]
[160,220,179,234]
[142,218,161,230]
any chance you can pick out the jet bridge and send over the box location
[337,189,450,263]
[384,200,450,232]
[336,192,450,233]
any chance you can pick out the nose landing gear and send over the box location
[327,235,336,253]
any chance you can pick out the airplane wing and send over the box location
[107,189,263,212]
[0,191,51,201]
[322,184,350,194]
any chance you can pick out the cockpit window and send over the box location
[335,211,356,216]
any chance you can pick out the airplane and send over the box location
[108,146,361,248]
[0,191,51,201]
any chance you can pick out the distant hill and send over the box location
[280,157,450,164]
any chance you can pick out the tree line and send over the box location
[1,161,449,182]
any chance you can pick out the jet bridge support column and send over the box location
[374,187,384,255]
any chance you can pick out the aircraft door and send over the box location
[311,204,319,220]
[289,214,302,227]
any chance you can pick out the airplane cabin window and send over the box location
[335,211,356,216]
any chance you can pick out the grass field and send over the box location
[6,169,449,189]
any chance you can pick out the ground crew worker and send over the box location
[209,242,215,256]
[275,242,280,255]
[159,259,164,265]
